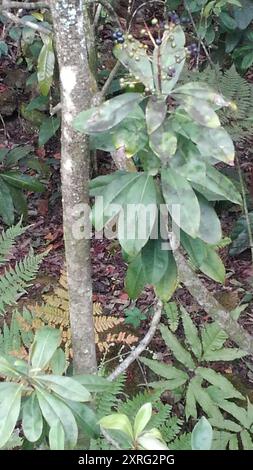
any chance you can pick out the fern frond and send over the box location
[118,389,164,417]
[0,250,44,315]
[0,221,27,265]
[159,416,183,443]
[96,374,126,419]
[148,402,172,429]
[169,432,191,450]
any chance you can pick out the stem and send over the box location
[108,299,163,381]
[2,9,51,34]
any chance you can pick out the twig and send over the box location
[2,10,51,34]
[0,1,49,9]
[100,428,122,450]
[184,0,214,68]
[86,0,121,29]
[93,3,102,29]
[101,61,121,98]
[108,299,163,381]
[236,154,253,264]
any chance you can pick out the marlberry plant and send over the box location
[74,13,242,303]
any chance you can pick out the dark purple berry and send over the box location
[112,32,118,40]
[116,30,123,38]
[117,36,125,44]
[168,67,176,77]
[156,38,162,46]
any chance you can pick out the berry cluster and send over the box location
[168,11,180,25]
[187,43,198,57]
[112,30,125,44]
[168,11,191,25]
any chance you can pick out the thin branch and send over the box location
[236,154,253,264]
[86,0,121,29]
[0,1,48,10]
[2,10,51,34]
[101,61,121,98]
[184,0,214,68]
[108,299,163,381]
[173,247,253,356]
[100,428,122,450]
[93,3,102,29]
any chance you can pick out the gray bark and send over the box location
[50,0,97,374]
[174,249,253,356]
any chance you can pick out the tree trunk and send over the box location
[50,0,97,374]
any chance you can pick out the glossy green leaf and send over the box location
[74,93,144,134]
[196,194,222,244]
[39,116,60,147]
[0,178,14,225]
[203,348,246,361]
[178,97,220,128]
[50,348,66,375]
[1,172,45,192]
[118,173,157,256]
[192,127,235,165]
[149,121,177,164]
[37,37,55,96]
[153,26,186,95]
[154,251,178,302]
[49,420,65,450]
[64,401,99,438]
[198,247,226,284]
[241,430,253,449]
[134,403,152,438]
[201,323,228,355]
[193,165,242,205]
[99,413,133,440]
[140,356,188,383]
[36,388,78,449]
[74,374,113,393]
[22,393,43,442]
[125,254,146,299]
[5,145,33,167]
[146,97,167,134]
[31,327,61,371]
[191,417,213,450]
[163,302,179,332]
[173,82,229,108]
[0,383,22,448]
[185,380,197,420]
[90,105,148,157]
[181,232,208,267]
[190,377,222,420]
[0,148,9,163]
[114,39,154,90]
[8,186,27,218]
[138,430,168,450]
[196,368,244,400]
[142,237,169,285]
[92,172,140,232]
[36,375,91,402]
[161,168,200,237]
[160,324,195,370]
